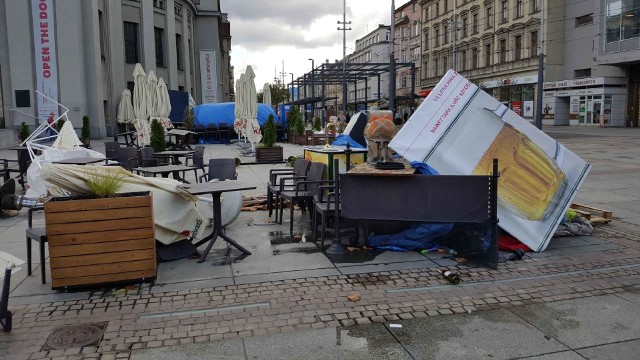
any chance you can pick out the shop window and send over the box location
[575,14,593,27]
[574,68,592,78]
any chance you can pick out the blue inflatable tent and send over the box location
[193,102,278,127]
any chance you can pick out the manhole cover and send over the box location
[43,322,108,351]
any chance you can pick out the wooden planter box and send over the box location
[288,133,306,145]
[255,146,283,163]
[44,192,156,289]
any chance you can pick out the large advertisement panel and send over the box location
[389,70,591,252]
[32,0,59,123]
[199,50,217,104]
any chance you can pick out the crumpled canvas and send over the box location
[554,215,593,237]
[41,164,205,245]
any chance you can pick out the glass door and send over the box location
[591,99,602,125]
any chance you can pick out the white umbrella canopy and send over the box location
[146,70,159,117]
[243,66,262,145]
[132,63,151,146]
[157,77,171,118]
[117,89,135,124]
[262,83,271,106]
[233,75,246,138]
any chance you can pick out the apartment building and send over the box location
[395,0,423,117]
[346,25,391,109]
[0,0,232,138]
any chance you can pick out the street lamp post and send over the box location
[389,0,396,116]
[337,0,351,117]
[309,58,315,119]
[290,73,295,102]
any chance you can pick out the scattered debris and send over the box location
[347,247,359,252]
[389,324,402,328]
[347,294,361,302]
[570,203,612,224]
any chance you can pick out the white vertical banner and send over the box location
[31,0,59,123]
[199,50,217,104]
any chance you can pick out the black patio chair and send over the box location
[2,148,31,190]
[199,158,237,183]
[184,145,206,181]
[117,147,139,170]
[218,123,231,144]
[25,206,47,284]
[140,147,169,167]
[267,158,310,223]
[206,124,219,143]
[312,159,342,248]
[279,162,326,235]
[275,122,285,142]
[104,141,121,161]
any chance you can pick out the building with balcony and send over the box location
[0,0,231,138]
[395,0,423,117]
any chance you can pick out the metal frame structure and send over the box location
[288,61,416,125]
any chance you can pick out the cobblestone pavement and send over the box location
[2,221,640,359]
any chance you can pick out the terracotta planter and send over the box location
[255,146,283,163]
[44,192,156,289]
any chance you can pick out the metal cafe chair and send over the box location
[279,162,326,235]
[267,159,310,223]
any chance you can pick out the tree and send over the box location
[268,79,291,105]
[149,119,166,152]
[312,116,322,131]
[81,115,91,141]
[19,122,30,142]
[261,114,277,147]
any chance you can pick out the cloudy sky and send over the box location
[220,0,411,90]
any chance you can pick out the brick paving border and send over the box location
[2,224,640,359]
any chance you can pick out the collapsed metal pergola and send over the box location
[287,62,416,123]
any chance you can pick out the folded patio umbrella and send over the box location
[40,164,206,245]
[117,89,135,124]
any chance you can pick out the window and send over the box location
[444,0,448,13]
[98,10,106,59]
[434,58,440,76]
[401,75,407,88]
[623,7,640,40]
[436,1,440,17]
[174,3,182,16]
[123,22,139,64]
[413,21,419,37]
[154,27,165,67]
[530,31,538,57]
[499,39,507,63]
[472,13,479,33]
[435,27,440,46]
[424,29,430,49]
[462,17,468,37]
[472,48,479,69]
[443,25,449,44]
[486,7,493,29]
[443,56,448,71]
[575,14,593,27]
[413,2,417,12]
[531,0,540,12]
[501,1,508,22]
[422,59,429,79]
[485,43,492,66]
[460,50,467,70]
[188,39,194,74]
[153,0,165,10]
[176,34,183,70]
[515,0,524,18]
[401,49,407,62]
[514,35,522,60]
[574,68,592,78]
[413,47,420,61]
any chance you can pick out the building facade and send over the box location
[0,0,231,138]
[395,0,422,117]
[346,25,391,109]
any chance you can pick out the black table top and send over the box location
[154,150,195,156]
[53,157,105,165]
[178,181,256,195]
[134,164,195,174]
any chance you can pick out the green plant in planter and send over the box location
[81,115,91,142]
[83,169,125,198]
[260,114,278,148]
[312,117,322,131]
[149,119,167,152]
[287,155,297,167]
[55,119,65,132]
[292,109,305,136]
[19,122,30,142]
[183,106,195,129]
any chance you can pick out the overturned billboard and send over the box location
[389,70,591,252]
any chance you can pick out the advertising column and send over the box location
[31,0,59,123]
[199,50,217,104]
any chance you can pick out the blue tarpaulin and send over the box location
[193,102,278,127]
[368,223,454,251]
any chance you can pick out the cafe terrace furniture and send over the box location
[179,182,256,262]
[340,160,500,269]
[154,150,195,165]
[279,162,326,235]
[52,157,106,166]
[117,147,140,171]
[184,145,206,180]
[302,145,367,180]
[113,131,137,148]
[199,158,237,183]
[134,164,194,182]
[140,147,170,167]
[267,159,310,223]
[44,191,156,289]
[166,129,196,150]
[26,206,48,284]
